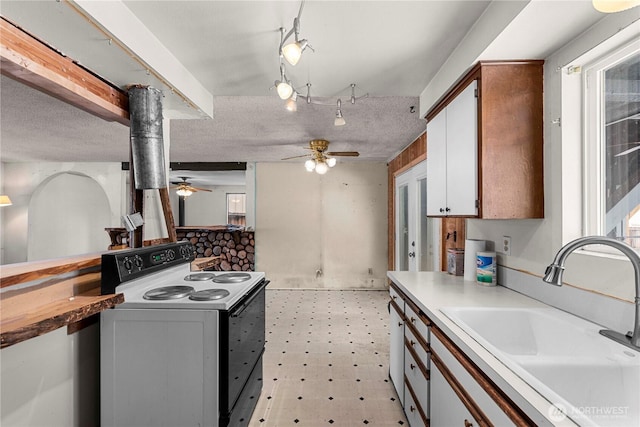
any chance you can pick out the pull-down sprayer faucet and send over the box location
[543,236,640,351]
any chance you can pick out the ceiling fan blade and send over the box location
[326,151,360,157]
[281,154,312,160]
[190,186,212,192]
[614,145,640,157]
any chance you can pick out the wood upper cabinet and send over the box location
[425,60,544,219]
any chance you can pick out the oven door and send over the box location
[221,279,268,415]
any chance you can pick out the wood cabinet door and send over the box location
[426,109,447,216]
[440,217,466,272]
[445,81,478,216]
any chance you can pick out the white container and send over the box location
[476,251,496,286]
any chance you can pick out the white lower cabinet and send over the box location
[430,330,516,426]
[430,361,475,427]
[404,341,429,421]
[404,382,428,427]
[389,287,405,405]
[390,282,531,427]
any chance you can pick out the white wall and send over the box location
[1,162,125,264]
[255,162,387,289]
[0,324,100,427]
[27,173,111,260]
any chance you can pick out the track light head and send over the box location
[334,99,345,126]
[285,91,298,111]
[277,81,293,100]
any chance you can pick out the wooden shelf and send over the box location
[1,253,103,288]
[1,289,123,349]
[1,254,124,349]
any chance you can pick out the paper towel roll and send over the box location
[464,239,486,281]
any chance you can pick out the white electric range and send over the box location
[100,242,267,427]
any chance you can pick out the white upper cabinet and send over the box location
[426,81,478,216]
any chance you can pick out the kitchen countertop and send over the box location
[387,271,579,427]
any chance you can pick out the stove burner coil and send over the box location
[189,289,231,301]
[143,285,195,300]
[183,273,216,281]
[211,273,252,283]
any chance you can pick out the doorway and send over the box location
[395,161,439,272]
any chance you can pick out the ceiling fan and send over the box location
[282,139,359,174]
[170,177,212,197]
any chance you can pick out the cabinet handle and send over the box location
[410,316,416,323]
[410,363,416,370]
[439,208,444,213]
[410,340,416,346]
[464,420,473,427]
[392,295,397,300]
[398,322,403,327]
[410,405,416,413]
[445,207,451,212]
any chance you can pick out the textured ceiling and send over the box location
[0,0,608,169]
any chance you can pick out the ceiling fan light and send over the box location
[304,159,316,171]
[176,188,193,197]
[592,0,640,12]
[0,195,12,206]
[282,42,303,66]
[315,162,329,175]
[327,157,337,167]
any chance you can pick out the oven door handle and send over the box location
[230,279,269,318]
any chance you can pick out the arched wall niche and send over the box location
[27,172,112,261]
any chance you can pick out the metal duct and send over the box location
[129,86,166,189]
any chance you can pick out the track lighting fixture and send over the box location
[286,91,298,112]
[279,1,313,66]
[334,99,346,126]
[275,64,293,100]
[273,2,369,125]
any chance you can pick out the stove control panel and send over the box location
[101,242,195,294]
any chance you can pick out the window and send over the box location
[227,193,246,226]
[585,42,640,249]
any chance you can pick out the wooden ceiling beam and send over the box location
[0,17,129,126]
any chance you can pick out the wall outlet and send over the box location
[502,236,512,256]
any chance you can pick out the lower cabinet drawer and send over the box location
[405,326,429,365]
[404,341,429,418]
[404,380,428,427]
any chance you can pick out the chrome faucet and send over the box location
[543,236,640,351]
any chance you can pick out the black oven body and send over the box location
[219,279,268,427]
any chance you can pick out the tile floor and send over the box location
[249,289,408,426]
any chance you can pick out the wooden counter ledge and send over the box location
[1,254,124,349]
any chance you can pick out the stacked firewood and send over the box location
[177,230,255,271]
